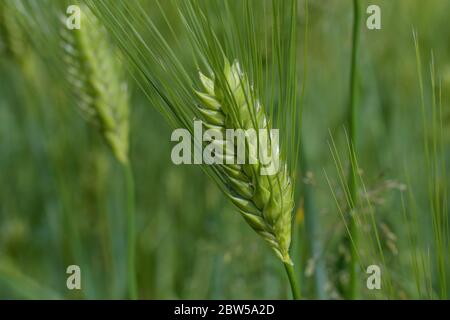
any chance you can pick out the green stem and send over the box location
[347,0,361,300]
[123,162,137,299]
[284,262,301,300]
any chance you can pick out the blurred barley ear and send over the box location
[60,4,129,165]
[413,32,449,299]
[60,3,137,299]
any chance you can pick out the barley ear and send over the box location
[60,4,130,164]
[196,59,294,265]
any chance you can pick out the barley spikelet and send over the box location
[196,59,294,264]
[60,4,129,164]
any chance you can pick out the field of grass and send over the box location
[0,0,449,300]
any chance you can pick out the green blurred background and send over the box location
[0,0,449,299]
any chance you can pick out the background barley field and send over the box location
[0,0,449,299]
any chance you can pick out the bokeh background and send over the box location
[0,0,449,299]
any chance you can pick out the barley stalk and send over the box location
[87,0,300,299]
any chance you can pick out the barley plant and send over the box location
[59,3,137,299]
[0,0,449,300]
